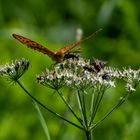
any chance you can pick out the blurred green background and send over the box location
[0,0,140,139]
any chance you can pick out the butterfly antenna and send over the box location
[77,28,102,45]
[66,28,102,51]
[61,28,102,55]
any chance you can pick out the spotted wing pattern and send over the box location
[12,34,55,59]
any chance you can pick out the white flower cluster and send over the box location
[0,58,30,81]
[37,57,140,92]
[104,67,140,92]
[37,58,116,90]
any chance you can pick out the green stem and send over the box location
[90,90,95,118]
[77,90,86,128]
[33,101,51,140]
[89,88,105,126]
[90,93,130,131]
[16,80,84,131]
[81,93,88,128]
[89,89,96,125]
[85,130,92,140]
[56,90,83,126]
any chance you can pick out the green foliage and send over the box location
[0,0,140,139]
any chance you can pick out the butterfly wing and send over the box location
[56,28,102,55]
[12,34,55,59]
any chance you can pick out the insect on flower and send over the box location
[92,59,107,72]
[12,28,102,62]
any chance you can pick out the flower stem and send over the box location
[81,93,88,127]
[89,87,105,126]
[33,101,51,140]
[90,92,130,131]
[16,80,84,131]
[85,129,92,140]
[77,89,87,129]
[56,90,83,125]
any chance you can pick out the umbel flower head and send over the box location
[0,58,30,82]
[37,57,114,91]
[104,67,140,92]
[37,57,140,92]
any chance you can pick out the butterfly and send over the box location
[12,28,102,62]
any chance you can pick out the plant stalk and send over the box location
[16,80,84,131]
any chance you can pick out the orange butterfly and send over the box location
[12,28,102,62]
